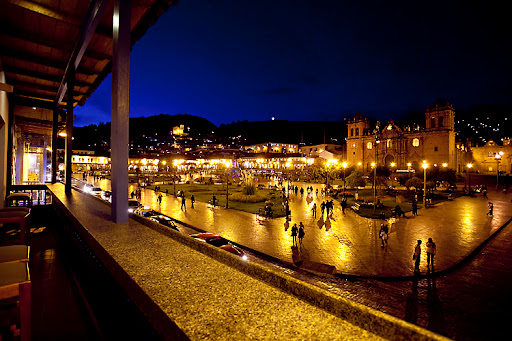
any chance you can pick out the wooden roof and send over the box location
[1,0,176,110]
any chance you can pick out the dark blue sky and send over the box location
[75,0,511,127]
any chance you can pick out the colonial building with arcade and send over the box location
[346,100,465,172]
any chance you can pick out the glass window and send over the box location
[387,139,392,148]
[367,142,373,149]
[351,128,354,137]
[412,138,420,147]
[356,128,359,136]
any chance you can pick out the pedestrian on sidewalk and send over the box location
[379,224,388,247]
[181,194,186,211]
[157,193,162,206]
[291,223,298,245]
[320,201,325,217]
[190,195,195,208]
[312,202,317,219]
[413,240,422,273]
[412,200,418,216]
[426,238,436,268]
[212,194,217,207]
[341,197,347,214]
[487,202,493,216]
[298,223,305,245]
[315,188,318,197]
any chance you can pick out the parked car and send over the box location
[101,191,112,202]
[190,233,247,259]
[128,199,140,213]
[134,206,155,217]
[150,215,179,231]
[90,187,103,197]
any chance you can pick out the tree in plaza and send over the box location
[405,176,423,190]
[345,169,367,188]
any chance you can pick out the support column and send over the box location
[51,108,58,183]
[65,69,74,194]
[111,0,131,223]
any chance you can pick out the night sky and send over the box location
[74,0,511,127]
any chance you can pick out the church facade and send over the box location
[346,100,464,173]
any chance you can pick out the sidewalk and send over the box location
[85,176,512,277]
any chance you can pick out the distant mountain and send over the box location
[73,114,218,152]
[217,120,346,145]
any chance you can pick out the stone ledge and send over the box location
[47,184,448,340]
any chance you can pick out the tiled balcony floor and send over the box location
[1,206,95,340]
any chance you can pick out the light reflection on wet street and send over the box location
[80,176,512,277]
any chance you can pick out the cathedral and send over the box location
[346,100,464,173]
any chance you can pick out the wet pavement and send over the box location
[79,176,512,339]
[94,179,511,278]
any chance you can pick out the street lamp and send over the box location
[342,161,347,198]
[422,162,428,208]
[172,159,178,196]
[225,160,231,208]
[495,151,504,189]
[467,163,473,191]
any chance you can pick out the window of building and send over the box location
[431,117,436,128]
[439,116,444,127]
[412,138,420,147]
[386,139,392,148]
[367,142,373,149]
[434,147,438,151]
[356,128,359,136]
[351,128,354,137]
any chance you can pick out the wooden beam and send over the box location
[0,82,13,93]
[10,80,87,94]
[0,23,110,61]
[15,89,80,103]
[6,0,112,39]
[3,66,92,88]
[55,0,108,105]
[0,48,99,76]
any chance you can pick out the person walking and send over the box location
[300,187,304,198]
[426,238,436,268]
[181,194,186,211]
[190,195,195,208]
[412,200,418,216]
[315,188,319,197]
[320,201,326,217]
[341,198,347,214]
[312,202,317,219]
[413,240,422,273]
[291,223,298,245]
[157,193,162,206]
[298,223,305,245]
[379,224,389,247]
[487,202,493,216]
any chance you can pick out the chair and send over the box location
[6,193,32,207]
[0,262,31,341]
[0,209,31,245]
[0,245,30,264]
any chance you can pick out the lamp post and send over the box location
[342,161,347,198]
[172,159,178,196]
[372,123,380,215]
[422,162,428,208]
[467,163,473,192]
[225,161,231,208]
[495,151,504,189]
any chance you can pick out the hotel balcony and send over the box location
[1,1,442,340]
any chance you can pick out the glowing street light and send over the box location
[342,161,348,198]
[422,162,428,208]
[467,163,473,191]
[495,151,504,189]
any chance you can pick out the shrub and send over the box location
[405,177,423,190]
[242,180,257,195]
[229,193,266,202]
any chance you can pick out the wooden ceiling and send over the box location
[1,0,175,109]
